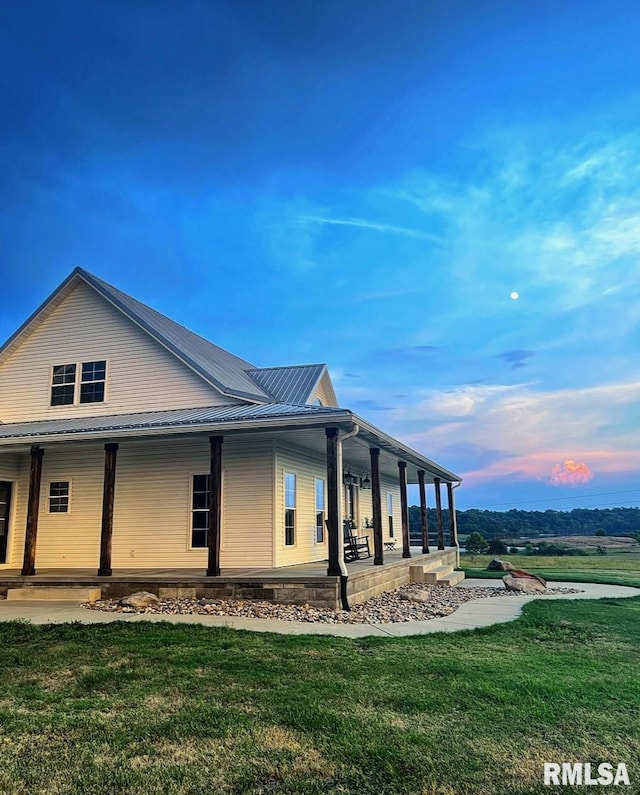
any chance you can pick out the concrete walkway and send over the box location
[0,580,637,638]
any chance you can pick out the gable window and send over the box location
[315,478,325,543]
[51,364,76,406]
[50,360,107,406]
[191,474,210,548]
[49,481,70,513]
[387,492,394,538]
[284,472,296,546]
[80,360,106,403]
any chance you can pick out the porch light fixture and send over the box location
[360,473,372,490]
[343,469,358,486]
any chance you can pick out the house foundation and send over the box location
[0,548,461,610]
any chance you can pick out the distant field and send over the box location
[522,535,639,551]
[460,551,640,588]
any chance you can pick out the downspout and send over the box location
[337,423,359,610]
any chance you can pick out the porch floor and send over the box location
[0,545,449,583]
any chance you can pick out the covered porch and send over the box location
[0,406,461,603]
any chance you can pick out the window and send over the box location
[50,360,107,406]
[80,360,106,403]
[346,483,359,526]
[387,492,394,538]
[49,481,70,513]
[284,472,296,546]
[315,478,325,543]
[51,364,76,406]
[191,474,210,548]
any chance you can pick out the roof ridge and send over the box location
[246,363,326,372]
[78,269,256,367]
[74,269,272,402]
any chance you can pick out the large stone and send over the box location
[487,558,510,571]
[119,591,160,608]
[399,590,431,604]
[508,568,546,587]
[502,575,546,594]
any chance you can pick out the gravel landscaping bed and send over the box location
[82,583,583,624]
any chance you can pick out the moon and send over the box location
[510,291,519,300]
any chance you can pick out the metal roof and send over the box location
[79,270,272,402]
[0,403,347,440]
[246,364,326,404]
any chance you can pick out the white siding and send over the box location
[273,443,402,567]
[22,445,105,568]
[274,441,329,567]
[0,281,232,422]
[0,454,19,481]
[382,477,402,543]
[310,371,338,407]
[7,436,274,570]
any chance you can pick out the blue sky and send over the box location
[1,0,639,511]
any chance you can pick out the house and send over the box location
[0,268,461,605]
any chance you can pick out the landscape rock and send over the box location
[84,582,581,624]
[119,591,160,608]
[398,590,431,604]
[487,558,511,571]
[502,575,546,594]
[507,568,546,587]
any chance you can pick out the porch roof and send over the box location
[0,403,461,483]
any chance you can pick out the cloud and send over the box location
[383,131,640,321]
[495,350,536,370]
[549,459,593,486]
[296,214,441,241]
[382,379,640,488]
[351,398,393,411]
[495,350,535,364]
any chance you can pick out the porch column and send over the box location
[447,482,459,548]
[418,469,429,554]
[326,427,342,576]
[370,447,383,566]
[207,435,223,577]
[398,461,411,559]
[434,476,445,550]
[21,445,44,577]
[98,443,119,577]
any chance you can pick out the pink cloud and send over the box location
[549,459,593,486]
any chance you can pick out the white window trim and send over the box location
[284,471,297,547]
[186,471,224,552]
[387,491,394,539]
[47,479,72,515]
[49,359,109,409]
[314,477,326,545]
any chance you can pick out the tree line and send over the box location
[408,505,640,541]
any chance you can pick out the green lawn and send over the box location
[1,598,640,794]
[460,552,640,588]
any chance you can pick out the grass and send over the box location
[460,552,640,588]
[1,597,640,794]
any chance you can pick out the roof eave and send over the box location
[0,410,356,446]
[351,414,462,483]
[0,268,82,364]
